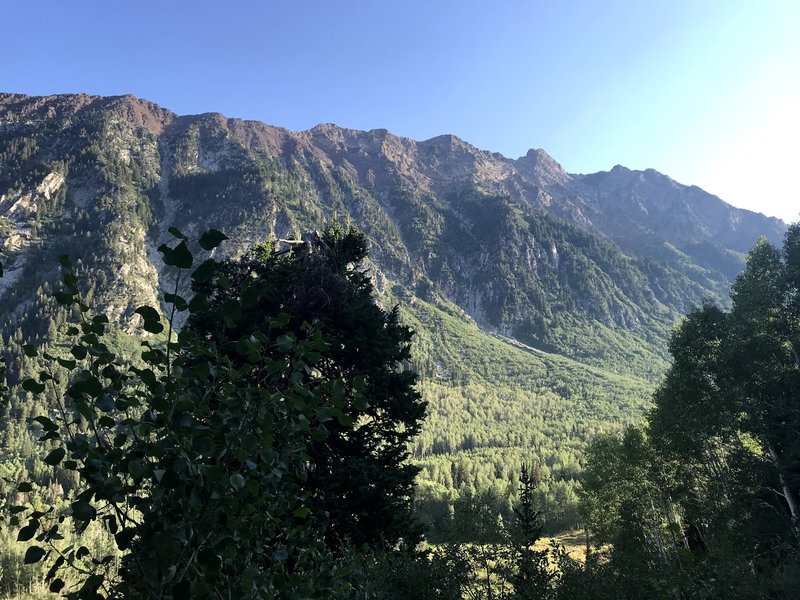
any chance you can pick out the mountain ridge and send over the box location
[1,91,784,221]
[0,91,787,380]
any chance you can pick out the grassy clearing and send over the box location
[536,530,589,562]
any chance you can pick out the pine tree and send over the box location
[186,222,427,548]
[510,464,551,599]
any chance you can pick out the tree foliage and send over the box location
[577,227,800,598]
[7,225,426,598]
[186,223,427,548]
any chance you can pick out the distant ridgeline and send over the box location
[0,92,786,537]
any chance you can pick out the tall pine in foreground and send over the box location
[186,223,427,548]
[509,464,551,599]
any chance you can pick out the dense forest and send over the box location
[1,221,799,598]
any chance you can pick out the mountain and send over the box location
[1,92,783,372]
[0,92,786,529]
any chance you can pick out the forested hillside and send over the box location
[0,92,790,597]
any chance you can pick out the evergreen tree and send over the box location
[185,222,427,548]
[509,464,551,599]
[575,227,800,598]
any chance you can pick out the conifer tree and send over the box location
[509,464,551,599]
[185,222,427,548]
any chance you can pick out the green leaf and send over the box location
[293,506,311,519]
[17,521,38,541]
[22,344,37,357]
[22,378,46,394]
[71,500,96,521]
[315,407,333,422]
[135,305,161,321]
[191,259,217,284]
[33,416,58,431]
[158,240,192,269]
[171,241,193,269]
[18,482,33,493]
[188,292,211,312]
[115,529,136,550]
[81,574,104,594]
[62,271,78,289]
[46,555,65,581]
[49,579,65,593]
[96,394,115,413]
[55,291,76,306]
[24,546,47,564]
[168,226,188,240]
[57,357,76,369]
[69,373,103,397]
[229,473,246,491]
[199,229,228,250]
[143,320,164,334]
[44,448,66,466]
[135,306,164,334]
[276,334,294,353]
[164,293,188,311]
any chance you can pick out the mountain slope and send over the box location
[1,92,783,382]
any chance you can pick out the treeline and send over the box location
[568,227,800,598]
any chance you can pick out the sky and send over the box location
[2,0,798,222]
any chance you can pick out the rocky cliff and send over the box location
[0,92,786,379]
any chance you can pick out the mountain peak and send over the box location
[515,147,571,186]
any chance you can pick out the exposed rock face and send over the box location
[0,171,65,220]
[1,171,67,295]
[0,92,786,377]
[575,166,785,253]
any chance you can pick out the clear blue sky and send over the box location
[2,0,798,222]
